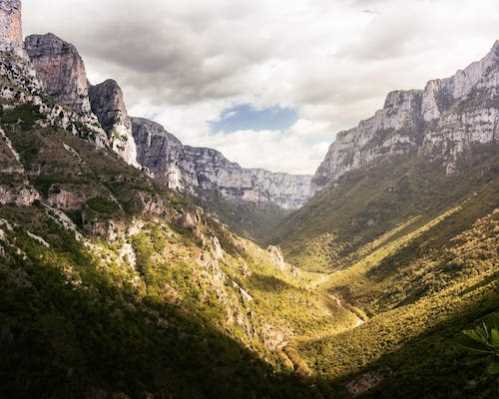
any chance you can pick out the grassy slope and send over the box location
[0,105,363,398]
[271,146,498,272]
[299,204,499,398]
[266,148,498,397]
[0,208,314,399]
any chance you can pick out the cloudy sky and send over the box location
[23,0,499,174]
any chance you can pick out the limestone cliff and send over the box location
[1,2,311,210]
[0,38,108,148]
[89,79,139,167]
[24,33,138,167]
[25,33,92,115]
[132,117,314,209]
[314,41,499,187]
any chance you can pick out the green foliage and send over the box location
[0,217,318,399]
[1,90,498,399]
[463,316,499,375]
[272,149,499,272]
[86,196,119,215]
[0,103,44,130]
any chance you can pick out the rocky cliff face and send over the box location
[25,33,92,115]
[89,79,139,167]
[132,117,314,209]
[314,41,499,187]
[0,0,23,54]
[24,33,139,167]
[0,48,109,148]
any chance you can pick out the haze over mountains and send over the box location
[0,1,498,399]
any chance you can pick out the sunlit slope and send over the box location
[294,178,499,397]
[271,146,498,273]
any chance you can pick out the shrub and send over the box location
[462,315,499,375]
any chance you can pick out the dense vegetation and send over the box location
[197,190,291,244]
[269,146,499,398]
[0,107,357,398]
[270,147,498,273]
[0,208,315,399]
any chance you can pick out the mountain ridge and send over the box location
[313,40,499,189]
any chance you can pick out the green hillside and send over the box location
[270,146,498,273]
[0,103,359,398]
[266,145,499,398]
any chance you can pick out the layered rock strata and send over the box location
[132,117,314,209]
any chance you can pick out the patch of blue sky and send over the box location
[209,103,298,133]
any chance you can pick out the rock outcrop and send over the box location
[24,33,138,166]
[89,79,139,167]
[0,48,109,147]
[314,41,499,188]
[132,117,314,209]
[0,0,23,54]
[0,126,40,206]
[25,33,92,115]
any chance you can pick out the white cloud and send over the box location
[22,0,499,174]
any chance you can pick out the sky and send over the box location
[22,0,499,175]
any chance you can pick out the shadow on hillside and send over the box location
[367,174,499,284]
[0,250,323,399]
[248,273,294,293]
[306,280,499,399]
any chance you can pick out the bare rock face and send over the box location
[132,117,314,209]
[0,0,23,53]
[132,117,185,190]
[267,246,289,272]
[89,79,139,167]
[314,41,499,188]
[47,186,86,210]
[25,33,92,115]
[314,89,424,187]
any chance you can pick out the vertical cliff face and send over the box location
[24,34,139,167]
[25,33,92,115]
[0,0,23,53]
[132,117,314,209]
[314,41,499,188]
[89,79,139,167]
[314,89,424,187]
[132,118,185,190]
[181,146,314,209]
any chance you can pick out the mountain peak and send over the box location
[25,32,92,115]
